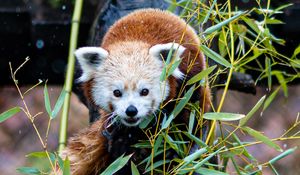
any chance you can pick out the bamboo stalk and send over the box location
[58,0,84,153]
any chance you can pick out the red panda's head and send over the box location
[75,41,185,127]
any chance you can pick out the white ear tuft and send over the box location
[149,43,186,60]
[149,43,186,79]
[75,47,108,82]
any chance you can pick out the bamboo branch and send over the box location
[58,0,84,153]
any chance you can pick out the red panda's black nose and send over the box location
[126,105,138,117]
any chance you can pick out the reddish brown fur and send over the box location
[64,9,211,174]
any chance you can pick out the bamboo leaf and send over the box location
[187,65,217,85]
[44,83,52,118]
[204,11,246,34]
[263,87,280,111]
[202,0,217,24]
[51,89,66,119]
[0,106,21,123]
[273,71,288,97]
[131,161,140,175]
[239,95,266,126]
[139,114,154,129]
[161,114,174,130]
[183,132,207,148]
[16,167,41,175]
[292,44,300,59]
[193,147,224,169]
[195,168,229,175]
[188,110,195,134]
[100,154,132,175]
[243,127,282,152]
[144,160,171,173]
[26,152,48,158]
[172,85,195,118]
[204,112,245,121]
[269,147,297,164]
[63,157,70,175]
[265,57,272,91]
[199,45,232,68]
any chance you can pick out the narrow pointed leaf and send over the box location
[63,157,70,175]
[188,110,195,134]
[187,65,217,85]
[193,147,224,169]
[195,168,229,175]
[131,161,140,175]
[269,147,297,164]
[243,126,282,152]
[44,83,52,118]
[204,11,246,34]
[172,85,195,117]
[51,90,66,119]
[239,95,266,126]
[144,160,171,173]
[0,107,21,123]
[263,87,280,111]
[100,154,132,175]
[204,112,245,121]
[16,167,41,175]
[265,57,272,91]
[200,45,232,68]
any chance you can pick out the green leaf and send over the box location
[243,126,282,152]
[63,157,70,175]
[144,160,171,173]
[0,106,21,123]
[203,112,245,121]
[195,168,229,175]
[183,132,207,148]
[139,114,154,129]
[204,11,246,34]
[242,16,260,35]
[172,85,195,118]
[188,110,195,134]
[131,161,140,175]
[51,90,66,119]
[265,57,272,91]
[187,65,217,85]
[44,83,52,118]
[199,45,232,68]
[100,154,132,175]
[167,60,182,78]
[193,147,224,169]
[269,147,297,164]
[16,167,41,175]
[179,147,207,170]
[263,87,280,111]
[202,0,217,24]
[265,18,284,24]
[161,114,175,130]
[291,59,300,68]
[160,45,175,81]
[292,44,300,59]
[239,95,266,126]
[273,71,288,97]
[26,152,48,158]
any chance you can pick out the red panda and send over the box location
[61,9,211,175]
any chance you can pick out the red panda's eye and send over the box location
[140,88,149,96]
[113,90,122,97]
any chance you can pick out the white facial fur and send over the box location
[75,42,185,127]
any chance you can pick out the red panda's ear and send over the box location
[75,47,109,82]
[149,43,186,79]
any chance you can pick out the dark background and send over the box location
[0,0,299,86]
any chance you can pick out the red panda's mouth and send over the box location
[121,117,141,127]
[125,118,138,124]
